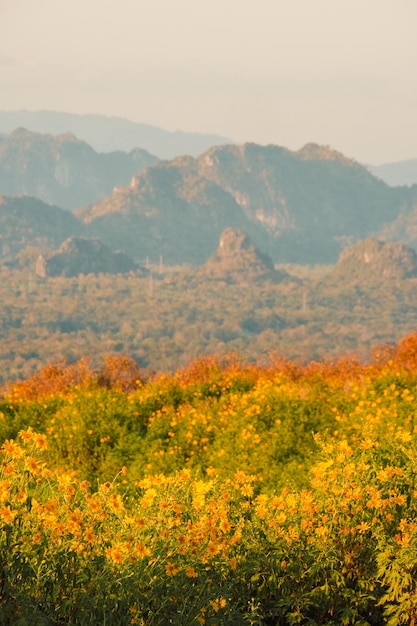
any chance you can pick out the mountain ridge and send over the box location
[0,128,158,210]
[0,110,232,159]
[77,141,412,265]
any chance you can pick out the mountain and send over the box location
[324,237,417,285]
[369,159,417,187]
[77,142,412,265]
[0,111,232,159]
[36,237,137,278]
[0,128,158,211]
[0,195,81,264]
[202,227,286,283]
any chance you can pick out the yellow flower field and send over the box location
[1,335,417,623]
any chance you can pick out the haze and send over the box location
[1,0,416,164]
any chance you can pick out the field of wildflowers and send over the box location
[2,336,417,623]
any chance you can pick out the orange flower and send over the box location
[0,506,17,524]
[186,566,198,578]
[165,562,179,576]
[84,527,96,543]
[210,598,226,612]
[210,600,220,613]
[206,542,220,557]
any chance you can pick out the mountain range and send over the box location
[76,142,416,264]
[0,110,231,159]
[2,110,417,187]
[1,131,417,267]
[1,118,417,379]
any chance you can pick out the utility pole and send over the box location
[302,290,308,313]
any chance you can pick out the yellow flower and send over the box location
[33,433,48,450]
[357,521,371,533]
[108,493,124,514]
[19,427,34,442]
[141,488,157,507]
[1,440,24,458]
[165,562,179,576]
[85,494,103,514]
[219,518,232,533]
[240,485,253,497]
[106,543,126,564]
[26,456,40,475]
[276,512,287,524]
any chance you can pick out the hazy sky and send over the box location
[1,0,416,163]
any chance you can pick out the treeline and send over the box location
[1,260,417,382]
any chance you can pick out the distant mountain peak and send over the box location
[368,158,417,187]
[39,236,137,277]
[217,227,272,264]
[328,237,417,283]
[203,227,285,283]
[297,143,356,165]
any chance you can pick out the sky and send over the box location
[0,0,416,164]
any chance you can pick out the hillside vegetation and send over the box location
[2,335,417,623]
[2,233,417,381]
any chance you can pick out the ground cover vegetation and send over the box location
[2,336,417,623]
